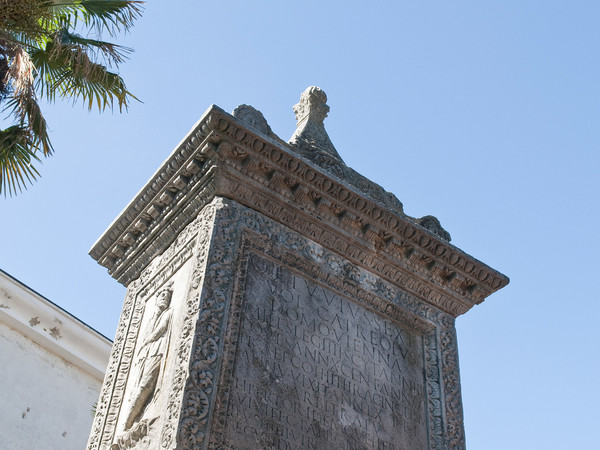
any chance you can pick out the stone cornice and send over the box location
[89,107,218,284]
[90,105,508,315]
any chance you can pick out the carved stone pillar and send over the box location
[88,88,508,450]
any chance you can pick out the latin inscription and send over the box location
[223,254,427,449]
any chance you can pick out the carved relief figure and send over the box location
[123,285,174,430]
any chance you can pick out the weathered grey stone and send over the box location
[222,254,428,449]
[233,104,272,136]
[289,86,343,163]
[417,215,451,242]
[88,88,508,450]
[233,105,286,147]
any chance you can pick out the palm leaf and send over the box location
[80,0,143,34]
[60,64,135,112]
[0,125,42,196]
[30,34,137,112]
[53,28,132,67]
[0,0,143,196]
[45,0,143,36]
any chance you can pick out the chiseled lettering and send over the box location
[225,256,427,448]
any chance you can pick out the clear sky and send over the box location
[2,2,599,449]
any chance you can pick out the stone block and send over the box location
[88,88,508,450]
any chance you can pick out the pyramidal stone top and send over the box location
[233,87,409,221]
[285,87,450,241]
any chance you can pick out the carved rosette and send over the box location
[157,201,221,449]
[159,198,240,449]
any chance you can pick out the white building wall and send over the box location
[0,271,112,450]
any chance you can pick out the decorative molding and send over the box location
[88,284,138,450]
[156,198,465,449]
[90,104,507,316]
[89,106,215,264]
[440,316,465,450]
[104,163,217,286]
[211,114,506,308]
[167,198,240,449]
[158,201,220,449]
[221,177,470,316]
[87,213,207,450]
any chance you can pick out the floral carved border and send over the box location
[87,211,206,450]
[440,317,465,450]
[135,198,239,450]
[88,283,140,450]
[158,200,221,449]
[167,197,465,450]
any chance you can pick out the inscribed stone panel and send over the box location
[221,253,428,450]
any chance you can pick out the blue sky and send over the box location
[2,2,599,448]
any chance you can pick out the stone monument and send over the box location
[88,87,508,450]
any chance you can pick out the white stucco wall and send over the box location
[0,271,112,450]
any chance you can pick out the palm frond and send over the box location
[30,29,131,102]
[81,0,143,35]
[0,0,142,196]
[54,28,132,67]
[0,29,37,50]
[60,61,135,112]
[45,0,143,37]
[0,125,42,196]
[21,94,52,155]
[30,34,137,112]
[4,94,53,155]
[2,43,52,158]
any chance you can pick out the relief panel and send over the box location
[221,253,428,450]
